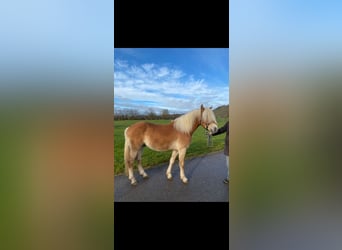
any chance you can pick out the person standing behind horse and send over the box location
[211,121,229,184]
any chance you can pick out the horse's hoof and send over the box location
[166,174,173,180]
[182,178,188,184]
[143,174,149,179]
[131,180,137,185]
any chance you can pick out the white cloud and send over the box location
[156,67,169,78]
[114,59,128,68]
[170,69,184,79]
[114,62,228,113]
[142,63,154,71]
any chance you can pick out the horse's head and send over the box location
[200,104,218,134]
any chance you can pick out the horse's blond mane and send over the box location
[173,107,217,134]
[173,109,200,134]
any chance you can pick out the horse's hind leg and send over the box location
[127,149,138,185]
[136,147,148,179]
[166,150,178,180]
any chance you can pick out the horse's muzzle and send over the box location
[209,125,218,134]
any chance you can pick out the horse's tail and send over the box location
[124,127,131,176]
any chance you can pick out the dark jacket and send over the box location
[211,121,229,156]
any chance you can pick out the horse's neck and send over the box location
[188,117,202,136]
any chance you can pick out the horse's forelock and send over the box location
[202,108,217,123]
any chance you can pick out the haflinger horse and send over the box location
[124,104,218,185]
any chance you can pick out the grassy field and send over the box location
[114,118,226,175]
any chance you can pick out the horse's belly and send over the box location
[145,142,171,151]
[144,138,177,152]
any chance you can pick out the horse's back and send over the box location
[125,121,148,137]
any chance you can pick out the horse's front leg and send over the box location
[166,150,178,180]
[178,148,188,184]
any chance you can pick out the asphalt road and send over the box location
[114,151,229,202]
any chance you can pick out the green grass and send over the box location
[114,118,226,175]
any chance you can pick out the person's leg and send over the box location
[223,155,229,184]
[226,156,229,179]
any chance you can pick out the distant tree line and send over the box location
[114,108,181,120]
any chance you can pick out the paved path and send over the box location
[114,151,229,202]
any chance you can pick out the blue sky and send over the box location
[114,48,229,114]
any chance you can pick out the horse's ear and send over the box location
[200,104,204,112]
